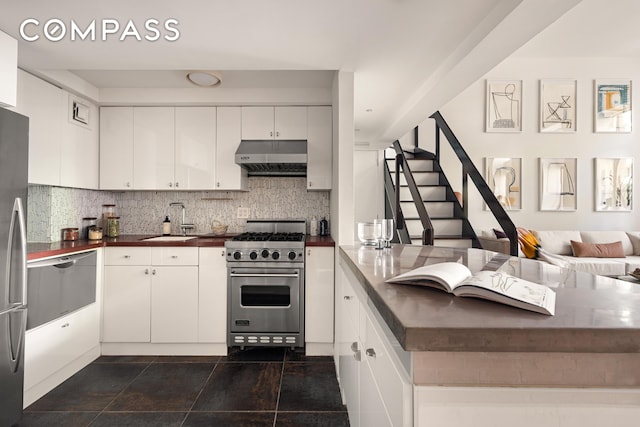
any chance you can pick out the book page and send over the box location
[385,262,472,292]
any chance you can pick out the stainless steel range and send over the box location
[225,219,306,349]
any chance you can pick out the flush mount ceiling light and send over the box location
[186,71,222,87]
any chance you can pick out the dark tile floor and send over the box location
[18,348,350,427]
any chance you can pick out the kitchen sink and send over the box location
[141,236,198,242]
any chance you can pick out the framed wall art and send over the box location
[485,157,522,210]
[594,79,632,133]
[539,158,577,211]
[486,80,522,132]
[539,79,577,133]
[594,157,633,211]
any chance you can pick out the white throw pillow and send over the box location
[626,232,640,255]
[532,230,581,255]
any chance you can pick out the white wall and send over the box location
[427,56,640,232]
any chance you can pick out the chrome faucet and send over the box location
[169,202,195,235]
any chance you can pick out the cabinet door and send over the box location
[360,359,393,427]
[198,248,227,343]
[102,266,151,342]
[307,106,332,190]
[216,107,248,190]
[241,106,274,140]
[305,247,334,343]
[150,266,199,343]
[175,107,216,190]
[338,274,361,427]
[15,70,64,186]
[275,106,307,139]
[100,107,134,190]
[61,94,99,189]
[0,30,17,107]
[133,107,175,190]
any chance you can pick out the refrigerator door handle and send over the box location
[6,198,27,307]
[7,309,26,374]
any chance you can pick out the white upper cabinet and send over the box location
[216,107,248,190]
[133,107,175,190]
[307,106,332,190]
[100,107,134,190]
[0,30,17,107]
[241,106,307,140]
[14,71,64,186]
[174,107,216,190]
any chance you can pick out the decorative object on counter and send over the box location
[81,217,97,239]
[162,216,171,235]
[211,220,229,236]
[357,222,377,246]
[101,204,116,228]
[88,226,102,240]
[61,227,79,241]
[310,216,318,236]
[382,218,394,248]
[319,217,329,236]
[106,216,120,237]
[373,219,384,250]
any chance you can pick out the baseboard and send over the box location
[100,342,228,356]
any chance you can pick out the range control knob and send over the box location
[261,249,270,259]
[288,251,297,260]
[233,251,242,260]
[249,251,258,260]
[271,251,280,260]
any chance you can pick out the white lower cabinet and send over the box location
[102,247,199,344]
[198,248,227,343]
[337,264,412,427]
[305,246,334,354]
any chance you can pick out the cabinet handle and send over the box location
[175,182,179,188]
[353,350,361,362]
[365,348,377,358]
[350,341,358,352]
[344,295,353,301]
[126,182,131,188]
[169,182,173,188]
[124,255,131,259]
[152,269,157,275]
[307,249,311,256]
[61,323,70,328]
[276,131,280,137]
[308,181,313,187]
[216,182,220,188]
[269,131,273,137]
[221,250,225,257]
[144,268,150,275]
[171,255,178,259]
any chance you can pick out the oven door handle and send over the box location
[230,272,299,278]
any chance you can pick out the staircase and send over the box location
[385,153,479,249]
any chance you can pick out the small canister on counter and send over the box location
[81,217,97,240]
[88,226,103,240]
[61,227,79,241]
[102,204,116,226]
[106,216,120,237]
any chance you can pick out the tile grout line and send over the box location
[179,359,220,427]
[87,359,156,426]
[272,352,287,427]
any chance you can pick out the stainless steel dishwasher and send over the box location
[26,251,97,330]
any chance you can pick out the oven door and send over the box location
[228,267,302,334]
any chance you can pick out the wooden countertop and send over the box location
[339,244,640,354]
[28,234,335,260]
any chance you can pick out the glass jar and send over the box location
[106,216,120,237]
[102,204,116,226]
[82,217,97,240]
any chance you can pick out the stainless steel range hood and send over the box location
[235,140,307,176]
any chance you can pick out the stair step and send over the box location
[391,171,440,186]
[387,159,434,172]
[399,186,446,201]
[401,201,454,218]
[406,218,462,236]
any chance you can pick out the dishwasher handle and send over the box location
[28,251,95,269]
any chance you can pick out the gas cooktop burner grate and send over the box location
[232,232,305,242]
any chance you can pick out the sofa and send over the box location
[479,229,640,277]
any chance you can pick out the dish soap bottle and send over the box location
[163,216,171,235]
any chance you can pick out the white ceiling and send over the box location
[1,0,633,146]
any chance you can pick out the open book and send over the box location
[386,262,556,315]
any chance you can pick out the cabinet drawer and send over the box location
[360,305,412,427]
[151,247,199,265]
[25,304,99,390]
[104,247,151,265]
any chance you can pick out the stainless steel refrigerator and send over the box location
[0,107,29,427]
